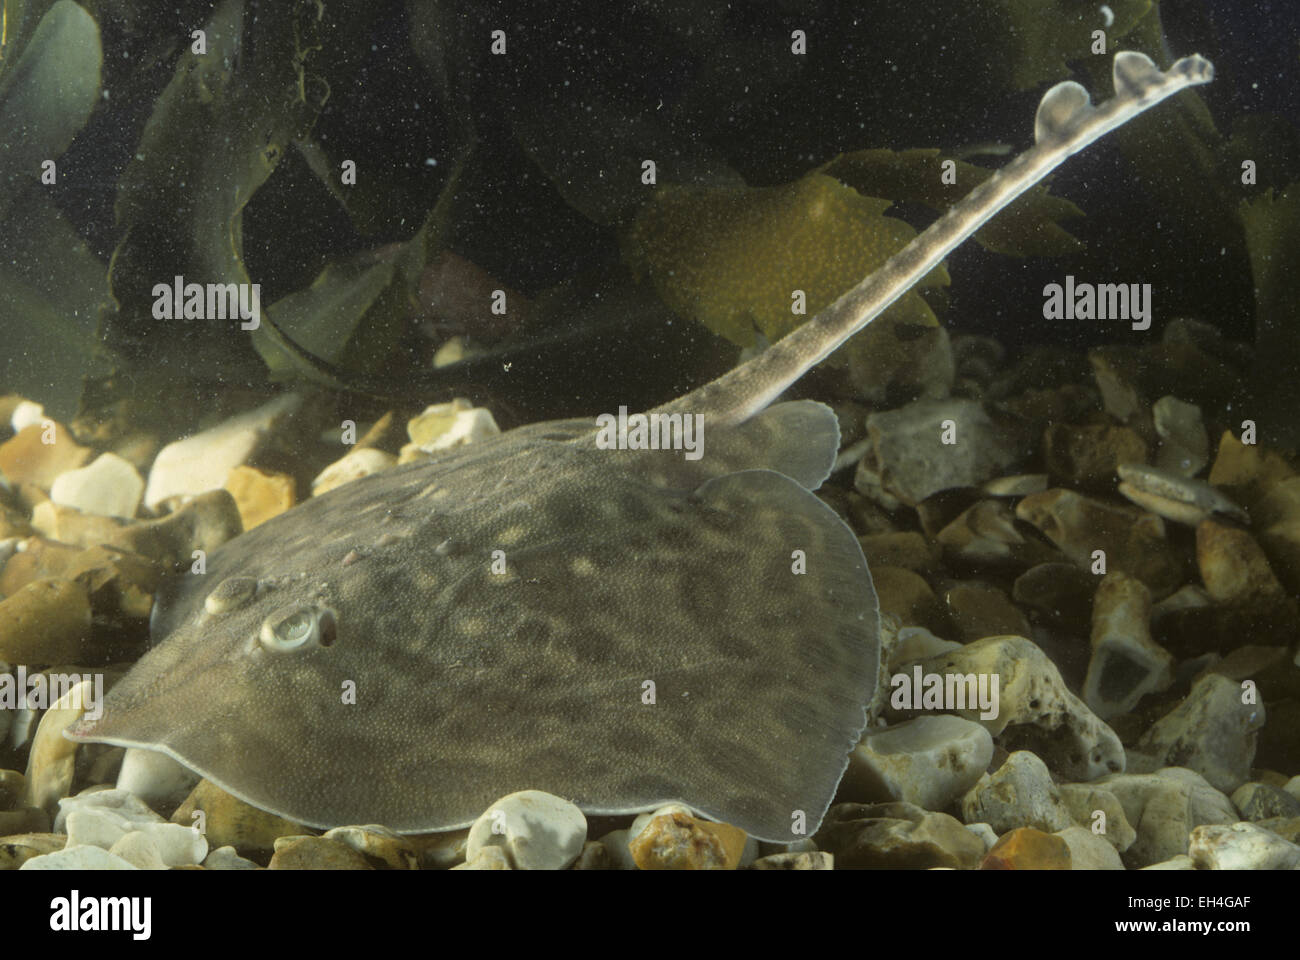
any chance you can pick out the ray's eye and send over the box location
[260,605,337,652]
[205,576,257,614]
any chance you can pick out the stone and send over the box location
[401,399,500,461]
[1152,396,1208,476]
[1140,855,1196,870]
[841,715,993,811]
[815,801,985,869]
[324,824,419,869]
[224,465,295,530]
[1094,767,1237,868]
[54,787,164,832]
[747,851,834,870]
[886,626,962,670]
[311,447,397,495]
[1188,822,1300,870]
[108,830,168,870]
[982,474,1049,497]
[171,779,306,855]
[980,826,1071,869]
[1208,430,1296,511]
[889,636,1125,781]
[115,749,200,813]
[865,399,1021,506]
[1016,488,1185,598]
[1196,519,1285,605]
[466,789,588,870]
[19,844,138,870]
[0,832,65,869]
[0,807,49,834]
[0,769,24,808]
[1058,783,1136,852]
[106,489,242,573]
[1117,464,1247,526]
[1134,674,1263,795]
[870,566,948,634]
[965,822,997,851]
[1055,825,1125,869]
[942,581,1030,642]
[9,399,44,433]
[143,394,302,508]
[935,501,1035,566]
[1255,817,1300,845]
[49,453,144,519]
[22,679,96,813]
[1231,782,1300,822]
[1043,422,1147,492]
[1012,562,1095,626]
[0,421,91,490]
[453,846,511,869]
[960,751,1074,834]
[0,577,92,664]
[1083,571,1173,719]
[268,835,374,870]
[124,822,207,867]
[66,808,132,850]
[629,811,748,870]
[202,845,260,869]
[409,828,471,870]
[569,840,614,870]
[857,531,939,573]
[596,829,639,871]
[29,502,133,549]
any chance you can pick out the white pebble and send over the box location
[109,831,168,870]
[134,822,207,866]
[467,789,587,870]
[10,400,44,433]
[65,808,132,850]
[50,452,144,518]
[203,846,259,870]
[54,787,164,833]
[20,845,139,870]
[116,748,200,809]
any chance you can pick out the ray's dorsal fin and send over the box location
[653,51,1214,427]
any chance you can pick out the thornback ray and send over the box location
[67,52,1213,842]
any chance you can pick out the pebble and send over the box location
[1134,674,1264,795]
[465,789,588,870]
[961,751,1074,834]
[965,822,997,851]
[19,844,138,870]
[22,679,94,813]
[311,447,397,495]
[0,577,92,664]
[107,830,167,870]
[942,581,1031,641]
[980,827,1072,869]
[629,810,748,870]
[401,399,500,460]
[1083,571,1173,719]
[9,400,45,433]
[224,465,295,529]
[324,825,419,869]
[864,398,1020,506]
[596,828,639,870]
[814,801,985,869]
[49,452,144,519]
[1015,488,1184,598]
[1152,395,1208,476]
[170,778,306,855]
[29,502,132,548]
[842,715,992,811]
[1043,422,1147,492]
[116,749,200,813]
[1057,783,1136,852]
[452,846,511,870]
[1188,822,1300,870]
[202,845,260,870]
[0,420,91,490]
[0,833,65,869]
[1093,768,1237,867]
[892,635,1124,781]
[107,489,242,570]
[1195,518,1285,605]
[1055,825,1125,869]
[268,835,374,870]
[1140,854,1197,870]
[142,394,302,508]
[54,787,164,833]
[747,851,834,870]
[569,840,614,870]
[1230,782,1300,821]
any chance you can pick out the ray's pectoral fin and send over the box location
[651,467,879,839]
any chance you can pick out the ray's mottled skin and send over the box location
[68,53,1213,842]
